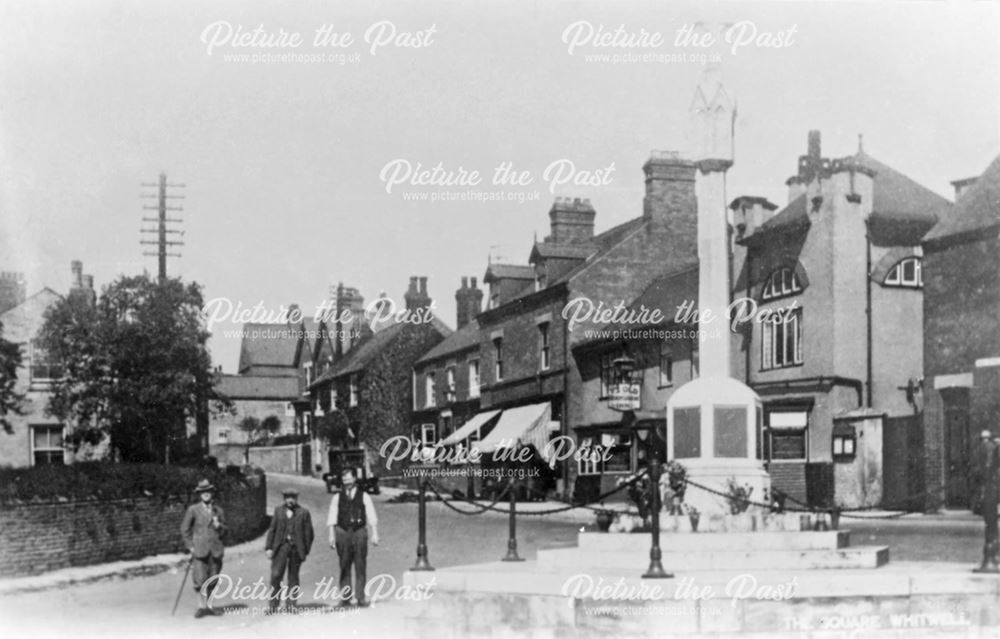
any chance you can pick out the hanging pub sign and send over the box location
[608,383,641,411]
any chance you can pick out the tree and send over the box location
[316,410,353,448]
[0,320,24,434]
[236,414,282,463]
[38,274,229,463]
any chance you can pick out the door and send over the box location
[945,406,971,508]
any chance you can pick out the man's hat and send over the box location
[983,430,993,439]
[194,479,215,493]
[282,487,299,497]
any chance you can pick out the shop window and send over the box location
[578,436,600,476]
[763,410,808,461]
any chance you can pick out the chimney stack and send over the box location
[404,276,432,312]
[547,197,596,245]
[808,130,821,161]
[455,276,483,329]
[71,260,83,289]
[951,176,978,201]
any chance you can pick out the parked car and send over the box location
[322,447,380,494]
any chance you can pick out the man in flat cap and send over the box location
[180,478,227,618]
[265,487,314,612]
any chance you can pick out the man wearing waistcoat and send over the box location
[180,479,227,618]
[265,487,314,613]
[327,467,379,606]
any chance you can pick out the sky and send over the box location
[1,0,998,372]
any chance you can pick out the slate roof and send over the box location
[416,319,480,364]
[743,151,951,247]
[854,151,950,245]
[236,322,301,373]
[216,374,300,400]
[507,217,648,303]
[529,243,596,261]
[572,266,699,348]
[483,264,535,282]
[310,315,452,386]
[924,154,1000,247]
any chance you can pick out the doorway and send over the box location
[943,391,972,509]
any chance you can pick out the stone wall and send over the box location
[0,473,267,577]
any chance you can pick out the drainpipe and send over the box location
[745,250,753,386]
[562,302,570,498]
[865,220,873,408]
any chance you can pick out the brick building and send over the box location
[922,154,1000,509]
[732,132,951,507]
[475,154,700,499]
[569,267,699,500]
[411,276,486,449]
[308,277,450,474]
[0,261,101,468]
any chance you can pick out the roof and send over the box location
[924,154,1000,246]
[483,264,535,282]
[311,315,452,386]
[529,243,596,261]
[519,217,649,303]
[626,266,699,321]
[854,151,950,245]
[572,266,699,348]
[745,151,951,247]
[758,193,810,235]
[416,319,480,364]
[236,322,301,373]
[216,374,300,400]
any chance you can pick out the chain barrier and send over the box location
[681,474,960,521]
[425,480,511,516]
[410,464,967,523]
[424,470,648,517]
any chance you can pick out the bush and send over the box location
[0,462,252,504]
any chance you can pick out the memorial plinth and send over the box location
[667,375,771,517]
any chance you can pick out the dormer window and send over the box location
[883,257,922,288]
[762,267,802,301]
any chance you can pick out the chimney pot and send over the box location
[470,276,478,289]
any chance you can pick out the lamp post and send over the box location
[502,473,524,562]
[411,476,434,571]
[636,425,671,579]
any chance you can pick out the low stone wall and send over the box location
[0,473,267,577]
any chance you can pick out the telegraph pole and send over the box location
[141,172,185,281]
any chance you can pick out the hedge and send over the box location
[0,462,259,505]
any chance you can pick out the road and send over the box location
[0,477,985,639]
[0,477,582,639]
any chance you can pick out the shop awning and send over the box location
[439,410,501,446]
[476,402,553,460]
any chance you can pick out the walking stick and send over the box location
[171,555,193,616]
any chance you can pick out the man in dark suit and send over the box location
[265,487,314,612]
[327,467,379,607]
[180,478,227,618]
